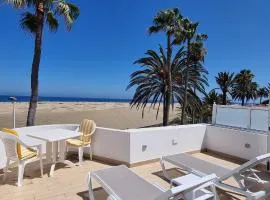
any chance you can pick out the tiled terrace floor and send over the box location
[1,152,270,200]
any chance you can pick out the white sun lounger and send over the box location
[160,153,270,200]
[88,165,217,200]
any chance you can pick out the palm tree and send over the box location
[267,83,270,94]
[215,72,235,105]
[203,90,222,105]
[179,18,207,124]
[148,8,183,126]
[5,0,80,126]
[232,69,258,106]
[127,46,208,125]
[200,90,222,123]
[257,87,268,104]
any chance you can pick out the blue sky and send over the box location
[0,0,269,99]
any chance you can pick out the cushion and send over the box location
[66,138,84,147]
[20,146,37,160]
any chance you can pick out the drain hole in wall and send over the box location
[142,145,147,152]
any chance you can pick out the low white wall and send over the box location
[1,123,270,169]
[128,124,207,164]
[92,127,131,163]
[206,125,268,160]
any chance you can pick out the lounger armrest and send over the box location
[155,174,217,200]
[171,173,217,194]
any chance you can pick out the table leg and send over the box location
[59,139,75,167]
[49,142,57,177]
[46,142,52,163]
[59,140,66,162]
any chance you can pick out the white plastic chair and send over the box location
[66,119,96,165]
[0,130,43,186]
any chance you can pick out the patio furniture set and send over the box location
[0,119,96,186]
[1,119,270,199]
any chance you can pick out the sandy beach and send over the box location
[0,102,176,129]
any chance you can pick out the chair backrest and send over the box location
[0,130,21,160]
[79,119,96,145]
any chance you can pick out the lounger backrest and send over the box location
[220,153,270,181]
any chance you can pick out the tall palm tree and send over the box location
[179,18,207,124]
[232,69,258,106]
[257,87,268,104]
[127,46,208,125]
[148,8,183,126]
[5,0,80,126]
[215,72,235,105]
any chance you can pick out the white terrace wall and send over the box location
[206,125,268,160]
[128,124,207,164]
[1,123,270,169]
[92,127,131,163]
[212,104,270,131]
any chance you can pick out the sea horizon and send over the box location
[0,95,131,103]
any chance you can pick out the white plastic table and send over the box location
[27,129,80,176]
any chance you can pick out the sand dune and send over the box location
[0,102,177,129]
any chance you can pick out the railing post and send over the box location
[268,94,270,131]
[266,93,270,171]
[247,107,252,129]
[212,102,217,125]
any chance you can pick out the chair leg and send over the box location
[2,158,10,182]
[18,160,25,187]
[39,155,43,178]
[37,144,43,177]
[78,147,83,166]
[89,145,93,161]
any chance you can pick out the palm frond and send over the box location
[46,11,59,32]
[20,12,38,33]
[56,1,79,30]
[6,0,26,8]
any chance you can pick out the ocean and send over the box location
[0,95,131,103]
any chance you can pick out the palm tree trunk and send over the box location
[222,91,226,105]
[26,2,44,126]
[163,95,167,126]
[163,34,172,126]
[181,39,191,124]
[241,98,245,106]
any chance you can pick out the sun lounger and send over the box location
[88,165,217,200]
[160,153,270,200]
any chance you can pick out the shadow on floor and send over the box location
[77,187,107,200]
